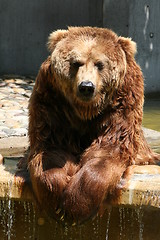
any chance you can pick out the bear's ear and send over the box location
[118,37,137,58]
[47,29,68,52]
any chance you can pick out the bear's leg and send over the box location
[63,154,127,223]
[28,151,78,219]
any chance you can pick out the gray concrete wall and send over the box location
[0,0,103,76]
[1,0,160,93]
[103,0,130,37]
[129,0,160,93]
[103,0,160,93]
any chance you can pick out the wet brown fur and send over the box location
[27,27,160,223]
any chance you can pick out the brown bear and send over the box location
[27,27,160,224]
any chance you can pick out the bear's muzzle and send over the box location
[77,81,95,101]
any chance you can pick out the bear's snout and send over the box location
[78,81,95,100]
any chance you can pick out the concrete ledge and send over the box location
[1,159,160,210]
[0,136,29,157]
[0,128,159,209]
[143,127,160,145]
[0,159,33,201]
[118,165,160,208]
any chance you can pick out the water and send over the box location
[0,200,160,240]
[136,207,144,240]
[143,96,160,155]
[143,97,160,132]
[6,181,14,240]
[0,200,36,240]
[105,208,111,240]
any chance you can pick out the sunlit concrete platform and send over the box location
[0,158,160,209]
[0,127,160,209]
[0,158,33,201]
[118,165,160,208]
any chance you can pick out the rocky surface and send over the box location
[0,78,34,139]
[0,78,34,156]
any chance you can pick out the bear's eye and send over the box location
[72,61,83,69]
[95,61,104,71]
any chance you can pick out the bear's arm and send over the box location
[62,117,131,223]
[62,110,160,223]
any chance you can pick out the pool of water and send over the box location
[143,97,160,154]
[143,97,160,132]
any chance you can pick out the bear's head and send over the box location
[48,27,137,120]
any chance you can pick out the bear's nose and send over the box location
[78,81,95,99]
